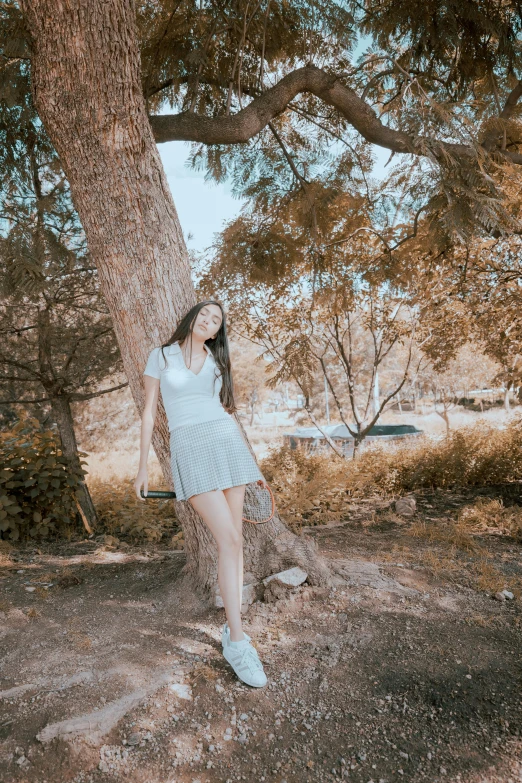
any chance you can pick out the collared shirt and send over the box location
[143,341,232,431]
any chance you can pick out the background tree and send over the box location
[199,210,425,457]
[227,337,271,426]
[0,117,125,529]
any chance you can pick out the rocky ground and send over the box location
[1,487,521,783]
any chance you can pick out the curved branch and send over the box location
[148,64,522,165]
[149,65,417,150]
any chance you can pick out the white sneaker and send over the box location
[223,639,268,688]
[221,621,251,648]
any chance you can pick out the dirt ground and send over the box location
[1,487,521,783]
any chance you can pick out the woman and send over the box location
[134,300,268,688]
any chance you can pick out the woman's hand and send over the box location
[134,468,149,501]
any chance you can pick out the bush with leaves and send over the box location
[0,418,87,541]
[260,418,522,527]
[349,418,522,495]
[88,476,180,544]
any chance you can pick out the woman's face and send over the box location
[193,304,223,340]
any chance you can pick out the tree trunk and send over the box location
[435,409,451,435]
[504,386,511,412]
[36,305,98,530]
[20,0,331,601]
[50,394,98,531]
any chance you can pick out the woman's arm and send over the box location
[134,374,160,500]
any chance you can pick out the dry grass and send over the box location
[409,519,483,553]
[259,418,522,528]
[474,558,509,594]
[457,497,522,541]
[88,475,179,543]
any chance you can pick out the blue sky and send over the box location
[158,141,242,254]
[158,140,392,254]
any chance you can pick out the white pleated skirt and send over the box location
[169,417,263,501]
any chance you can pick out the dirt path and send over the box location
[1,489,521,783]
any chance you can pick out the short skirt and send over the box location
[169,416,264,501]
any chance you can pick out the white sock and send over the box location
[229,634,248,647]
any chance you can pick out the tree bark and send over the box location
[50,394,98,530]
[20,0,331,601]
[37,306,98,529]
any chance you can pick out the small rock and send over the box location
[263,567,308,601]
[501,590,514,600]
[240,713,248,721]
[103,534,120,547]
[395,497,416,517]
[439,767,447,775]
[126,733,141,746]
[494,591,506,602]
[169,683,192,700]
[25,587,36,593]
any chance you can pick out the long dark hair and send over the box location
[160,300,238,414]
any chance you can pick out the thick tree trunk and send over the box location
[20,0,331,602]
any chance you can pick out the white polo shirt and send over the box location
[143,341,232,432]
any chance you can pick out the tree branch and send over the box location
[69,381,128,401]
[148,64,522,165]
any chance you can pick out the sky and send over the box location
[158,140,392,255]
[158,141,242,255]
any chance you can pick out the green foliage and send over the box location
[0,418,87,541]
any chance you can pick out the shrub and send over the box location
[260,418,522,523]
[0,418,87,541]
[260,443,348,529]
[88,476,179,543]
[350,418,522,495]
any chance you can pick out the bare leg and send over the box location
[188,488,244,643]
[223,484,247,635]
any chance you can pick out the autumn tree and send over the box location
[199,197,425,456]
[227,337,271,426]
[7,0,522,596]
